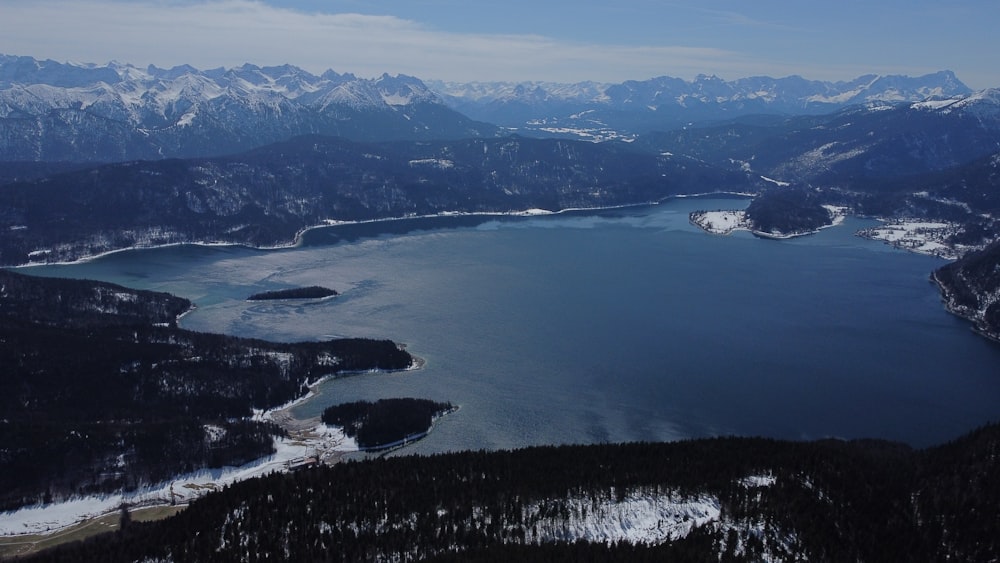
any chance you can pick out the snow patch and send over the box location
[689,210,749,235]
[381,92,413,106]
[408,158,454,169]
[524,490,721,546]
[203,424,227,443]
[760,176,790,187]
[739,474,777,488]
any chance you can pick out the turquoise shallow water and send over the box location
[23,198,1000,451]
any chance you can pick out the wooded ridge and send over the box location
[20,424,1000,562]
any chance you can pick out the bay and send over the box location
[22,198,1000,451]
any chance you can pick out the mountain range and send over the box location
[427,70,972,138]
[0,55,497,161]
[0,55,975,161]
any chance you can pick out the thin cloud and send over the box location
[700,8,801,32]
[0,0,939,83]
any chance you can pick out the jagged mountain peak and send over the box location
[372,73,438,106]
[144,63,200,81]
[0,54,498,161]
[0,54,121,88]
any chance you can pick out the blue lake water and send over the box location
[22,198,1000,450]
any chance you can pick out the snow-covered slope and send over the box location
[0,55,496,161]
[0,54,979,158]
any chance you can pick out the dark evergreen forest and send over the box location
[246,286,339,300]
[744,187,832,235]
[0,269,412,511]
[20,424,1000,562]
[321,398,454,449]
[933,240,1000,338]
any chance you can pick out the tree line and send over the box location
[20,423,1000,562]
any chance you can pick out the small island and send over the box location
[322,398,455,451]
[247,286,339,301]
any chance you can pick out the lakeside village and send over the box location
[690,207,970,260]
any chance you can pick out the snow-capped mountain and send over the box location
[0,55,979,161]
[0,55,496,162]
[427,71,973,139]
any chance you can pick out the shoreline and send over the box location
[12,192,754,269]
[0,353,424,538]
[929,270,1000,345]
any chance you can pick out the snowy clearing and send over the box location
[524,490,721,546]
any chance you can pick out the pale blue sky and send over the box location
[2,0,997,88]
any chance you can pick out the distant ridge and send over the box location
[428,70,973,138]
[0,54,498,162]
[0,54,974,160]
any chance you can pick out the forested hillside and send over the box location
[0,134,759,266]
[22,424,1000,562]
[933,241,1000,340]
[0,269,412,511]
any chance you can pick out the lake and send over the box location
[22,197,1000,451]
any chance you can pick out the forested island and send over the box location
[18,423,1000,562]
[0,269,413,512]
[743,188,834,236]
[322,399,455,450]
[246,286,339,301]
[690,187,838,239]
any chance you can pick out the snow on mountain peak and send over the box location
[0,55,451,127]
